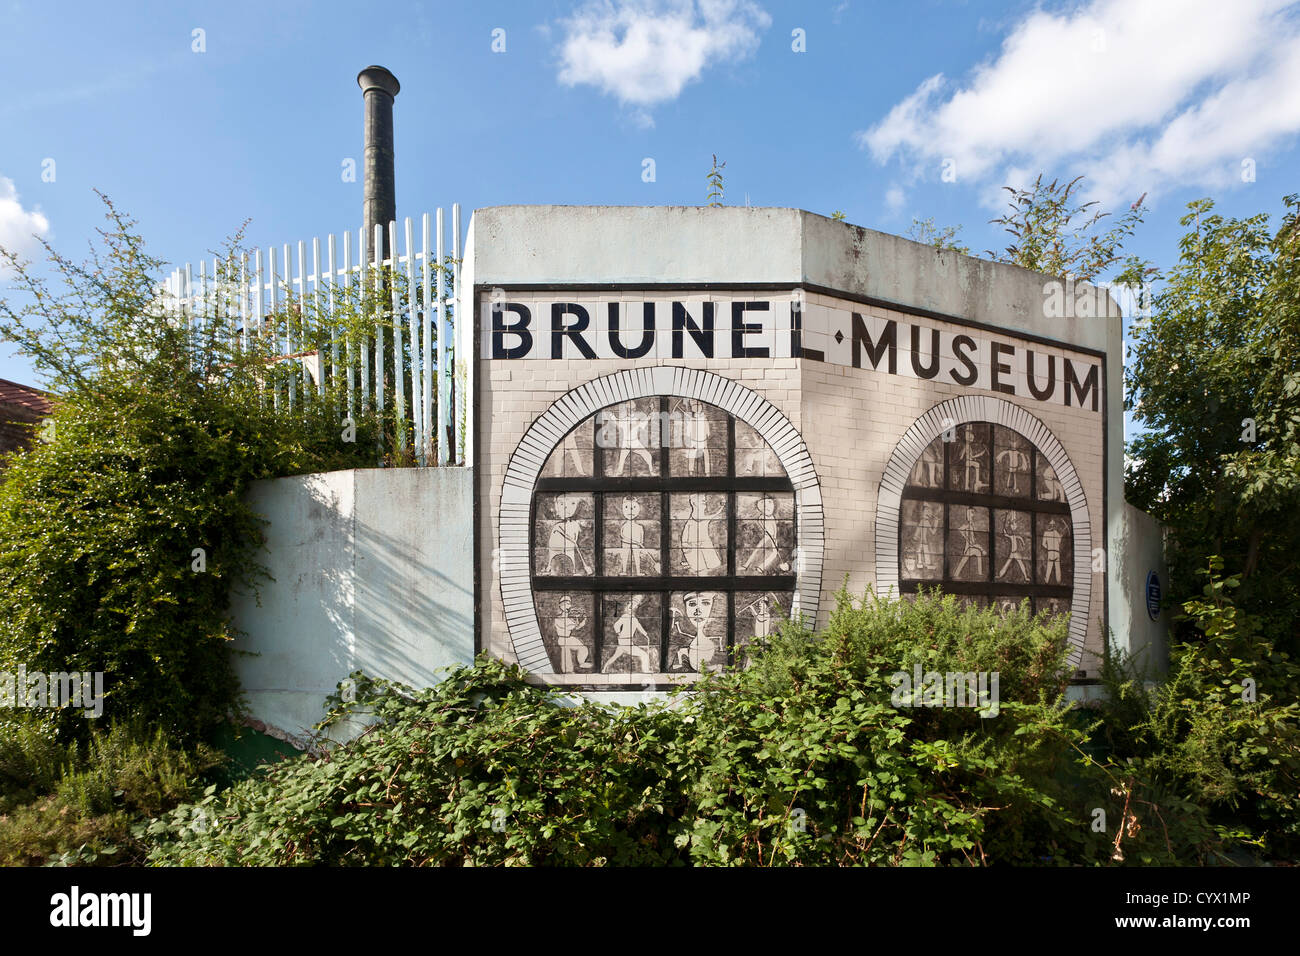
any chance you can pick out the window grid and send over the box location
[532,396,796,678]
[899,422,1072,612]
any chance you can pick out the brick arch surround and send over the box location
[874,395,1092,668]
[498,366,826,676]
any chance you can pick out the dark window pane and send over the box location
[736,491,794,575]
[993,426,1033,498]
[947,423,992,494]
[1036,515,1072,585]
[669,492,728,575]
[602,493,661,576]
[541,424,594,478]
[537,591,595,674]
[601,592,662,674]
[1036,451,1067,502]
[667,398,727,476]
[993,508,1033,585]
[907,436,946,490]
[734,419,786,477]
[901,499,944,580]
[667,590,728,673]
[947,504,990,582]
[533,493,594,576]
[598,399,661,477]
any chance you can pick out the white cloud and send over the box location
[0,177,49,273]
[884,185,906,214]
[858,0,1300,204]
[556,0,771,109]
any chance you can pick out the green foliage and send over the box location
[1126,195,1300,652]
[1098,558,1300,861]
[904,174,1146,280]
[906,217,970,255]
[987,174,1147,282]
[144,589,1207,867]
[0,717,225,866]
[706,154,726,207]
[0,195,381,741]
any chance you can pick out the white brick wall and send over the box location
[479,290,1108,680]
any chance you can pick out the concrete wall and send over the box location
[1112,502,1170,675]
[230,466,474,747]
[465,205,1141,692]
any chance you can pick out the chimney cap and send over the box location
[357,65,400,97]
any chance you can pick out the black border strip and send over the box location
[473,281,1110,361]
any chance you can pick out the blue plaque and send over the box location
[1145,570,1161,621]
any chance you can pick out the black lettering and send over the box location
[851,313,897,372]
[491,303,532,359]
[1026,350,1055,401]
[731,301,771,358]
[1065,359,1099,411]
[990,341,1015,395]
[792,302,823,361]
[608,303,655,359]
[949,334,978,385]
[910,324,940,379]
[672,302,714,358]
[551,303,596,360]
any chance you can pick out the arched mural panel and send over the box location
[499,367,824,685]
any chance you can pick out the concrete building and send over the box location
[232,204,1169,740]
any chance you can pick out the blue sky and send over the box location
[3,0,1298,418]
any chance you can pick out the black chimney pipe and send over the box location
[357,65,400,262]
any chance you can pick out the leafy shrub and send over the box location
[0,718,225,866]
[1098,558,1300,862]
[145,589,1213,867]
[0,196,381,742]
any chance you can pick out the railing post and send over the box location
[389,219,405,456]
[404,216,422,464]
[452,202,461,465]
[436,208,448,464]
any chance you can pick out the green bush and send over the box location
[144,589,1220,866]
[1097,558,1300,862]
[0,196,381,743]
[0,718,225,866]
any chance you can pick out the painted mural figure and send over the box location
[997,445,1030,494]
[997,512,1031,581]
[615,496,658,574]
[740,495,790,573]
[958,430,988,493]
[612,414,654,476]
[738,443,767,476]
[680,493,723,573]
[741,593,775,641]
[672,591,719,672]
[679,399,713,475]
[546,495,592,574]
[558,429,588,476]
[553,595,590,673]
[909,501,943,575]
[604,595,651,672]
[1042,518,1065,584]
[953,506,986,578]
[1040,464,1065,502]
[915,441,943,487]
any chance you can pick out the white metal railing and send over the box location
[160,206,463,466]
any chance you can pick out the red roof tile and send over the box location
[0,379,55,415]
